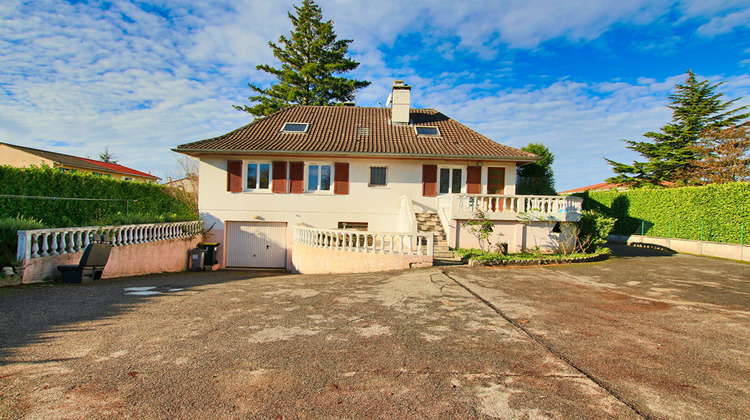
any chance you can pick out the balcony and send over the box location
[439,194,583,222]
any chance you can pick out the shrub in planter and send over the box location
[0,216,46,267]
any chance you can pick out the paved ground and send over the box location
[0,246,748,419]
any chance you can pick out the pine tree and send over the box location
[606,70,749,186]
[234,0,370,117]
[99,146,118,164]
[516,143,556,195]
[691,125,750,183]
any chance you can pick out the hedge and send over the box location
[0,165,198,228]
[575,183,750,244]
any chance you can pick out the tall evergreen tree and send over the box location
[516,143,556,195]
[234,0,370,117]
[606,70,749,186]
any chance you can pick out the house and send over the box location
[559,180,675,195]
[174,81,582,273]
[0,142,161,183]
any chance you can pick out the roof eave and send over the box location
[172,148,539,162]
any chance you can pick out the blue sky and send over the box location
[1,0,749,191]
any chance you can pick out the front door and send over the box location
[487,167,505,194]
[226,222,287,268]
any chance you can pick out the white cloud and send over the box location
[696,7,750,36]
[1,0,749,189]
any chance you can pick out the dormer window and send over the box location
[415,126,440,136]
[281,122,309,133]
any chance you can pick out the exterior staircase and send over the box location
[415,212,463,266]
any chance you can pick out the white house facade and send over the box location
[175,82,582,273]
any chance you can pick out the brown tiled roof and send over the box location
[1,142,159,180]
[175,106,537,161]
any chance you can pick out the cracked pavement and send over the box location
[1,245,748,419]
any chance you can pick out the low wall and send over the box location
[611,234,750,262]
[292,242,432,274]
[455,221,577,254]
[18,236,202,284]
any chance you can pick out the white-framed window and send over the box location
[369,166,388,187]
[281,122,310,133]
[306,163,332,192]
[438,166,464,194]
[245,161,271,191]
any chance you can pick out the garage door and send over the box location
[226,222,287,268]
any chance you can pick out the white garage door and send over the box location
[226,222,287,268]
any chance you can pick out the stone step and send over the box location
[432,258,465,266]
[433,251,456,258]
[434,245,450,252]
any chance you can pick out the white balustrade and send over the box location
[454,194,583,221]
[294,226,433,256]
[17,221,202,261]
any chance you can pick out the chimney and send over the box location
[390,80,411,125]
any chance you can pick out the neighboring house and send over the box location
[175,81,582,273]
[559,180,675,195]
[0,142,160,183]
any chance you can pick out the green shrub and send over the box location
[0,165,197,228]
[578,210,617,253]
[0,216,46,266]
[575,183,750,244]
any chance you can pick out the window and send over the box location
[281,122,309,133]
[338,222,368,231]
[307,163,332,191]
[415,126,440,136]
[246,162,271,190]
[369,166,387,186]
[439,167,463,194]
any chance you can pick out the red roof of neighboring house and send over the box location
[79,158,160,180]
[0,142,159,180]
[558,182,625,195]
[559,180,675,195]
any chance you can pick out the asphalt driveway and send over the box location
[1,246,748,419]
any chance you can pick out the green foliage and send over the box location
[606,70,750,186]
[234,0,370,117]
[465,209,496,253]
[578,210,617,253]
[516,142,556,195]
[454,248,598,263]
[0,165,197,228]
[0,216,46,266]
[576,182,750,244]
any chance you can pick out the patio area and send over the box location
[1,246,748,418]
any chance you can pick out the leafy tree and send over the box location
[691,124,750,183]
[465,209,496,254]
[234,0,370,117]
[99,146,118,164]
[606,70,749,186]
[516,143,556,195]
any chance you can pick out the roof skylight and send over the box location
[415,126,440,136]
[281,122,310,133]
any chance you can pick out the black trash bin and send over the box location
[189,248,205,271]
[198,242,220,268]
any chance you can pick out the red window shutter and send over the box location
[227,160,242,192]
[289,162,304,194]
[466,166,482,194]
[272,161,287,193]
[334,162,349,195]
[422,165,437,197]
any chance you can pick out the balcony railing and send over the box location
[17,221,203,261]
[448,194,583,221]
[294,226,433,256]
